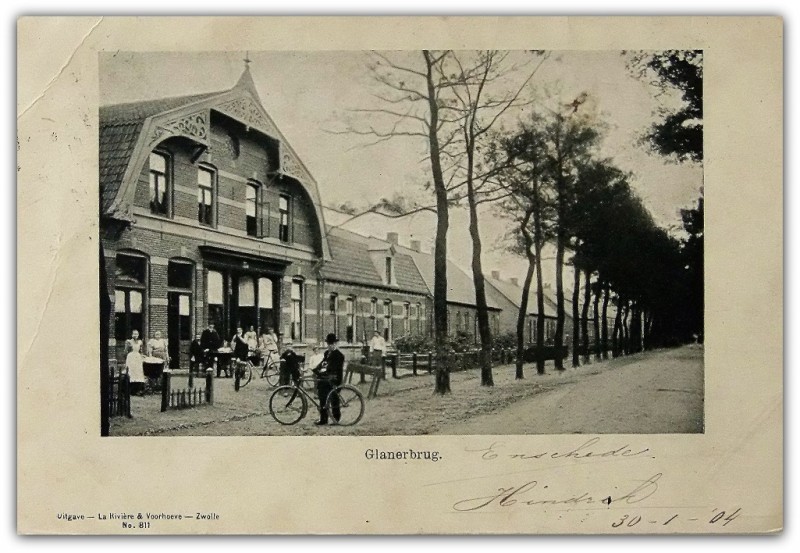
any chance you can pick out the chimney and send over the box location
[491,270,500,280]
[510,277,519,286]
[409,240,421,252]
[386,232,399,245]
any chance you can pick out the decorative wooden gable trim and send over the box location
[280,147,313,184]
[147,109,210,147]
[214,96,280,139]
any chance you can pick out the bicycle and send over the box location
[268,373,365,426]
[232,352,280,389]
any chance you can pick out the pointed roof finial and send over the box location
[244,50,251,68]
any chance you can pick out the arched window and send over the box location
[114,252,147,342]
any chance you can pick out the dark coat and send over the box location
[201,328,222,351]
[317,348,345,386]
[231,334,249,361]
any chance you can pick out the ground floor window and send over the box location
[291,280,303,341]
[345,297,355,343]
[383,300,392,342]
[114,288,143,340]
[207,270,225,332]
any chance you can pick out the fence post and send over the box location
[123,373,131,418]
[428,351,433,374]
[412,352,418,376]
[391,355,398,379]
[160,370,171,412]
[205,368,214,405]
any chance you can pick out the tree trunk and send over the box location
[593,280,601,361]
[535,243,547,374]
[621,301,630,355]
[581,268,591,365]
[423,50,450,395]
[515,210,536,380]
[612,297,622,358]
[516,257,536,379]
[464,135,493,387]
[571,264,581,368]
[554,231,566,370]
[601,283,610,360]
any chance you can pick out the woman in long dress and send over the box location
[125,330,146,396]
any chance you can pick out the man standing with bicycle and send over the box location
[313,333,345,425]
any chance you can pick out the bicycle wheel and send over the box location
[327,385,365,426]
[269,386,307,425]
[238,364,253,388]
[264,364,281,387]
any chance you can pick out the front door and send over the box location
[168,292,191,368]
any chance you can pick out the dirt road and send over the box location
[438,346,704,434]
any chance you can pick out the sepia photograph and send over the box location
[17,15,782,535]
[99,49,704,437]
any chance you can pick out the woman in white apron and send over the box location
[125,330,146,396]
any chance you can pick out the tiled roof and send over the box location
[395,245,501,310]
[484,276,565,318]
[99,91,222,124]
[98,90,224,216]
[322,228,429,294]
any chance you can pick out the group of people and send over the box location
[121,323,348,427]
[122,329,170,396]
[189,323,281,378]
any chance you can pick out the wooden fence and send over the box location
[160,369,215,412]
[108,372,131,418]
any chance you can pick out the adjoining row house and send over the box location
[484,272,618,349]
[100,64,610,370]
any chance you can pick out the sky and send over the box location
[100,50,703,285]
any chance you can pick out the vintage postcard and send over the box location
[17,16,782,534]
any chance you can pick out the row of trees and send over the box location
[334,50,703,395]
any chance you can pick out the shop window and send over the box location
[290,280,303,341]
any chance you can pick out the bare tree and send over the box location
[328,50,459,394]
[433,50,548,386]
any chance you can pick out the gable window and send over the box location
[198,166,215,226]
[279,195,290,242]
[385,257,393,285]
[149,152,170,216]
[246,182,260,237]
[383,300,393,342]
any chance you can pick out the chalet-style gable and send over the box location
[99,66,331,260]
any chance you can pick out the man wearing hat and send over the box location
[313,333,345,425]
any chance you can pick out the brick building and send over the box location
[100,65,439,367]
